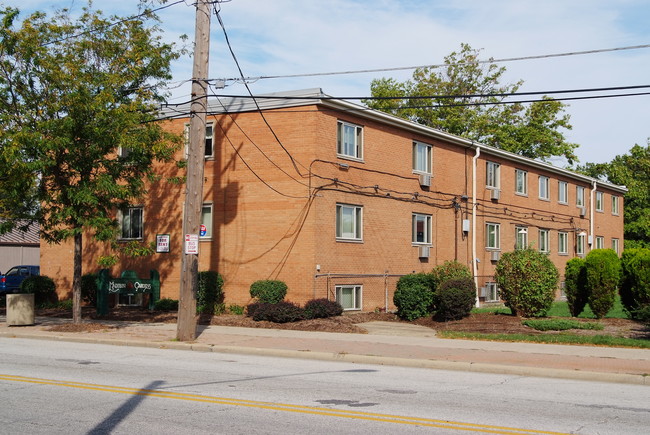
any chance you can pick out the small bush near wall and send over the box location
[249,280,287,304]
[197,271,224,314]
[619,248,650,320]
[154,298,179,311]
[585,249,621,319]
[564,258,588,317]
[247,301,305,323]
[20,275,58,306]
[435,278,476,321]
[431,261,472,290]
[494,248,559,317]
[304,298,343,319]
[393,273,435,321]
[81,273,98,307]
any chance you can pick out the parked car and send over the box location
[0,265,40,294]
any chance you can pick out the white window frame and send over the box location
[611,195,619,215]
[515,169,527,195]
[558,231,568,255]
[577,233,586,257]
[337,120,363,160]
[336,203,363,241]
[184,122,215,159]
[515,226,528,250]
[412,141,432,174]
[412,213,432,245]
[119,206,143,240]
[538,229,550,253]
[485,282,499,302]
[485,222,500,250]
[595,236,604,250]
[558,181,568,204]
[538,176,550,200]
[612,238,620,255]
[335,285,362,311]
[576,186,585,207]
[201,204,213,239]
[486,161,500,189]
[596,191,604,212]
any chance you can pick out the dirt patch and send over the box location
[47,323,117,333]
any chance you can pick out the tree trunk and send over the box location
[72,232,82,324]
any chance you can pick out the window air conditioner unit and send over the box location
[490,189,501,200]
[490,251,500,262]
[418,245,430,258]
[579,207,586,217]
[479,287,487,298]
[419,174,431,188]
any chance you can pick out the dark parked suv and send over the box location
[0,265,40,294]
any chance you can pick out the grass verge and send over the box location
[437,331,650,349]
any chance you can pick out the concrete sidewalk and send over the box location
[1,316,649,385]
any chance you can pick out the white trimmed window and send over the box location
[612,238,620,255]
[596,191,604,212]
[484,282,499,302]
[201,204,213,239]
[595,236,604,249]
[486,222,500,250]
[486,161,500,189]
[577,233,586,257]
[539,176,550,200]
[184,122,214,158]
[337,120,363,160]
[576,186,585,207]
[412,141,432,174]
[539,229,550,253]
[412,213,432,244]
[336,285,362,310]
[336,204,363,241]
[119,206,143,240]
[558,231,568,255]
[515,169,527,195]
[558,181,568,204]
[515,226,528,250]
[612,195,619,215]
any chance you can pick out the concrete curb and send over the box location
[2,331,648,386]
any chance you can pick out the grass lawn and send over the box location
[475,296,628,319]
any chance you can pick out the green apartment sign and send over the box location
[96,269,160,315]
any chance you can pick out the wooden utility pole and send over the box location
[177,0,211,341]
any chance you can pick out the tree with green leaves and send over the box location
[577,141,650,249]
[364,43,579,164]
[0,3,183,323]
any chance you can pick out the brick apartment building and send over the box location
[40,89,626,311]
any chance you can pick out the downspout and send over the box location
[590,180,597,253]
[472,146,480,307]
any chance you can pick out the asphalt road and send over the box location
[1,338,649,434]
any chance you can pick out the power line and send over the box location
[213,43,650,82]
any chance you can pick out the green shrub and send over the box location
[585,249,621,319]
[304,298,343,319]
[81,273,98,307]
[228,304,245,315]
[20,275,57,306]
[154,298,179,311]
[564,257,588,317]
[435,278,476,321]
[494,248,559,317]
[247,301,305,323]
[431,260,472,289]
[619,248,650,320]
[197,271,224,314]
[249,280,288,304]
[393,273,435,321]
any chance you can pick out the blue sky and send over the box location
[9,0,650,165]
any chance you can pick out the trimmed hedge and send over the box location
[564,257,588,317]
[431,260,472,290]
[197,271,224,314]
[435,277,476,321]
[249,280,287,304]
[393,273,435,321]
[19,275,57,306]
[304,298,343,319]
[585,249,621,319]
[619,248,650,320]
[494,248,559,317]
[247,301,305,323]
[81,273,98,307]
[154,298,179,311]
